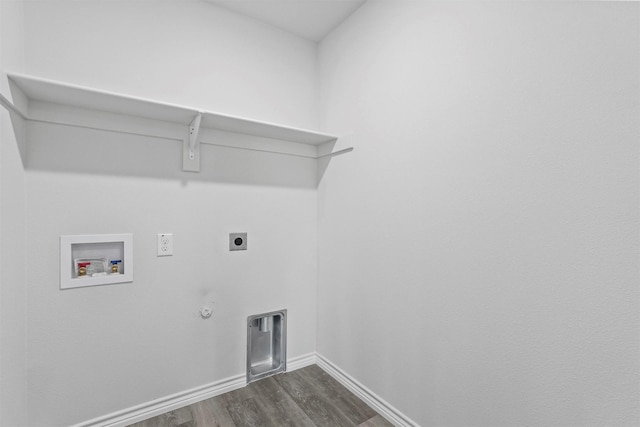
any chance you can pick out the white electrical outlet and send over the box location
[157,233,173,256]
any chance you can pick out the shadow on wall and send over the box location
[0,85,28,165]
[24,121,319,189]
[6,108,27,164]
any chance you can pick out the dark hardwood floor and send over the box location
[127,364,393,427]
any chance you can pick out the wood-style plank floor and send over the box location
[127,365,393,427]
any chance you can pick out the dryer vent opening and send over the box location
[247,310,287,383]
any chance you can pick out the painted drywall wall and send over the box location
[21,1,319,425]
[0,0,27,426]
[23,0,319,130]
[317,1,639,426]
[14,0,640,425]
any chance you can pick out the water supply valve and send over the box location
[78,262,91,276]
[110,259,121,274]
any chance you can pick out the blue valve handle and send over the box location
[110,260,122,264]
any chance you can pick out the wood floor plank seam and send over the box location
[280,367,376,426]
[127,365,394,427]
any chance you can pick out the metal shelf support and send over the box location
[183,112,202,172]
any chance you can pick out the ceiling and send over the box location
[205,0,367,42]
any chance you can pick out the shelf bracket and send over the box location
[188,113,202,160]
[183,112,202,172]
[0,90,29,121]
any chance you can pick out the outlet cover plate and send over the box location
[157,233,173,256]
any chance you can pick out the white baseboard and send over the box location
[287,351,317,371]
[71,352,414,427]
[71,352,318,427]
[71,374,246,427]
[315,353,419,427]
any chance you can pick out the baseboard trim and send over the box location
[71,374,246,427]
[71,352,318,427]
[72,352,415,427]
[287,351,317,371]
[315,353,419,427]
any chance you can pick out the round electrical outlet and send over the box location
[229,233,247,251]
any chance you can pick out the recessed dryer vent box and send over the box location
[60,234,133,289]
[247,310,287,383]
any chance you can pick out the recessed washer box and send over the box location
[60,234,133,289]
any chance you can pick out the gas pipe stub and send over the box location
[200,306,213,319]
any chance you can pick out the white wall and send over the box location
[317,2,639,426]
[23,0,319,130]
[21,1,319,425]
[0,0,27,426]
[10,1,640,425]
